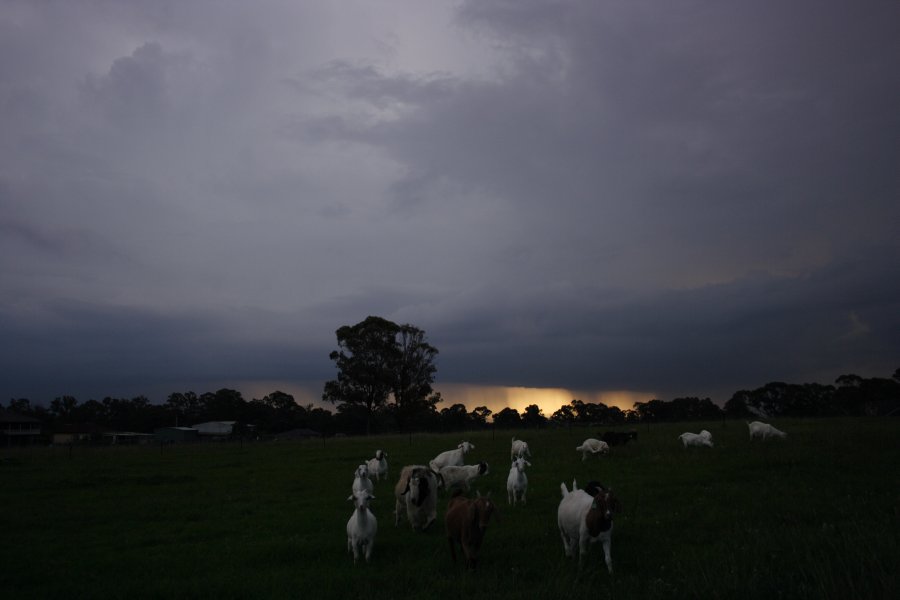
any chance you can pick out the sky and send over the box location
[2,0,898,415]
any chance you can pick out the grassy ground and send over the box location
[1,418,898,599]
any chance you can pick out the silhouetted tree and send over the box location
[550,404,575,424]
[606,406,626,424]
[324,316,438,434]
[724,391,754,417]
[200,389,245,422]
[521,404,547,428]
[50,396,79,422]
[440,403,469,431]
[392,324,439,429]
[165,391,202,425]
[469,406,492,428]
[493,407,521,428]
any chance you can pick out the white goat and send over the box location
[506,457,530,506]
[510,437,531,460]
[678,431,714,448]
[557,479,615,573]
[346,489,377,564]
[366,450,389,482]
[747,421,787,440]
[394,465,442,531]
[352,464,374,495]
[440,462,489,493]
[575,438,609,461]
[429,441,475,471]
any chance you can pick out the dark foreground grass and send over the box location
[1,418,897,599]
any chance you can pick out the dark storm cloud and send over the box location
[0,299,328,399]
[1,1,897,404]
[425,248,900,390]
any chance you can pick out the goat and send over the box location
[575,438,609,461]
[678,431,714,448]
[557,479,616,573]
[352,464,374,495]
[346,489,377,564]
[506,457,530,506]
[366,450,389,482]
[440,462,489,493]
[394,465,442,531]
[445,491,499,569]
[600,430,638,447]
[747,421,787,440]
[510,437,532,460]
[429,441,475,471]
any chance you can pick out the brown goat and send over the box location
[445,491,499,569]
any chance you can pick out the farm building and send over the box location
[0,408,43,446]
[154,427,200,443]
[193,421,237,438]
[102,432,154,445]
[52,423,106,445]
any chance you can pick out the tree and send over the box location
[493,407,521,428]
[7,398,33,414]
[606,406,625,424]
[551,404,576,424]
[166,391,201,425]
[200,389,245,421]
[724,391,753,417]
[251,390,300,433]
[521,404,547,428]
[469,406,492,428]
[50,396,79,422]
[392,324,439,429]
[323,316,400,434]
[323,316,439,434]
[440,403,469,431]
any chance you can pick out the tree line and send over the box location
[6,371,899,438]
[5,314,899,437]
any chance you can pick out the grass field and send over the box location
[2,418,898,599]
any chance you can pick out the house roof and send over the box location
[193,421,236,434]
[0,408,41,423]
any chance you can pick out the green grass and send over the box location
[1,419,898,599]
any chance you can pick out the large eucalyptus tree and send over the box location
[323,315,438,434]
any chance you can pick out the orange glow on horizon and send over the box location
[216,380,655,417]
[434,383,655,416]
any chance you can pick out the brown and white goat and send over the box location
[557,479,620,573]
[445,491,500,569]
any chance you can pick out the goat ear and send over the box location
[347,495,354,501]
[476,490,482,498]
